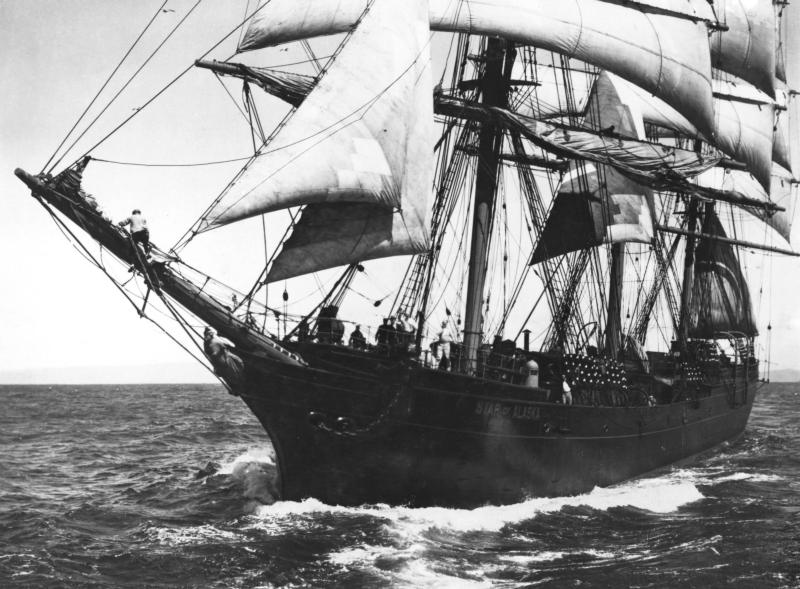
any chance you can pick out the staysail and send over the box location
[239,0,716,139]
[206,0,434,281]
[532,72,654,263]
[687,209,758,338]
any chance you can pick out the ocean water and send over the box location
[0,383,798,588]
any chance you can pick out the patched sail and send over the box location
[688,210,758,338]
[239,0,715,138]
[531,164,655,263]
[532,72,654,264]
[207,0,432,227]
[710,0,775,97]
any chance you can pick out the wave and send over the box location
[251,474,703,535]
[239,470,716,586]
[217,446,275,475]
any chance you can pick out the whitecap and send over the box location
[217,446,275,475]
[146,523,240,546]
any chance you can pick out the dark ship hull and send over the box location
[15,168,759,508]
[237,344,756,507]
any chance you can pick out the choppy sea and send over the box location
[0,383,798,588]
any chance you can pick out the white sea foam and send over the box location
[147,523,240,546]
[498,549,617,565]
[215,447,279,505]
[669,468,783,486]
[713,472,783,483]
[328,542,426,566]
[252,474,704,535]
[218,446,275,475]
[246,474,707,587]
[391,559,494,588]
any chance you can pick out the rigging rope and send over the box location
[61,0,277,173]
[50,0,205,174]
[32,195,225,388]
[213,71,251,126]
[41,0,169,174]
[91,155,253,167]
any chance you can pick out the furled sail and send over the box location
[598,73,775,191]
[207,64,722,201]
[710,0,775,97]
[693,166,797,243]
[205,0,434,280]
[532,72,654,264]
[687,210,758,338]
[239,0,716,139]
[437,96,732,203]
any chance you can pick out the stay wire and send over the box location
[91,155,253,167]
[41,0,169,174]
[63,0,276,172]
[214,71,251,126]
[50,0,205,174]
[34,196,223,385]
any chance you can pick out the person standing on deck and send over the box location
[118,209,150,253]
[436,322,451,371]
[349,325,366,350]
[562,378,573,405]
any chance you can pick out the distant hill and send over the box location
[0,362,217,385]
[768,369,800,383]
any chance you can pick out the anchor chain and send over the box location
[309,367,411,437]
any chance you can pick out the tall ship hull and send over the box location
[241,347,756,507]
[14,0,798,508]
[15,168,760,507]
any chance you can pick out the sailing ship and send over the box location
[15,0,800,507]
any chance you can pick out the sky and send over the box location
[1,0,800,383]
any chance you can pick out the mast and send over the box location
[677,196,699,348]
[605,243,625,356]
[462,37,513,372]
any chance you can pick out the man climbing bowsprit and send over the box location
[118,209,150,254]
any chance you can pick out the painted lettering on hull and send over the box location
[474,401,541,421]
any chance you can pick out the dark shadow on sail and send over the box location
[688,211,758,338]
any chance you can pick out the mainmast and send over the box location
[677,196,700,348]
[462,38,514,372]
